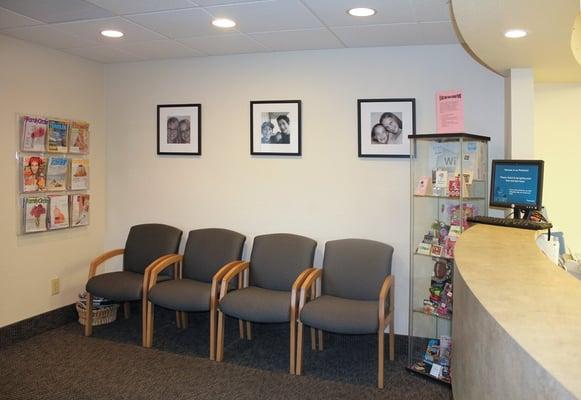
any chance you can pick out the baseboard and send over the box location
[0,303,77,348]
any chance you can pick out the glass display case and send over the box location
[406,133,490,384]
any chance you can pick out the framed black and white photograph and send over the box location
[358,98,415,158]
[250,100,301,156]
[157,104,201,155]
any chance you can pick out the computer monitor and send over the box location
[490,160,544,219]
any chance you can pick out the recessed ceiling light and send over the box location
[212,18,236,28]
[348,7,376,17]
[101,30,124,38]
[504,29,527,38]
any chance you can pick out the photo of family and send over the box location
[251,100,301,156]
[167,116,191,144]
[358,98,415,158]
[157,104,201,155]
[260,112,291,144]
[370,112,403,145]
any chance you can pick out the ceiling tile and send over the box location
[177,33,267,55]
[1,25,95,49]
[125,8,222,38]
[53,17,167,45]
[331,23,426,47]
[249,28,344,52]
[206,0,322,33]
[412,0,451,22]
[192,0,266,5]
[0,7,42,29]
[114,39,204,59]
[419,21,457,44]
[301,0,416,27]
[0,0,113,23]
[63,45,143,62]
[85,0,196,15]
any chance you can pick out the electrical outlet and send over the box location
[51,277,60,295]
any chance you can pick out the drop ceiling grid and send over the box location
[0,0,456,63]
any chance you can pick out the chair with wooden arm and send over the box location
[145,228,246,360]
[84,224,182,345]
[216,233,317,374]
[295,239,395,389]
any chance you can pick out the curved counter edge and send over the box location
[453,224,580,400]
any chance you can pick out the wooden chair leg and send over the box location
[141,297,148,347]
[310,328,316,351]
[210,308,216,360]
[239,319,245,339]
[378,329,385,389]
[146,302,154,348]
[181,312,188,329]
[290,318,296,374]
[216,310,225,361]
[246,321,252,340]
[296,321,305,375]
[318,329,324,351]
[123,302,131,319]
[84,292,93,336]
[176,311,182,329]
[389,316,395,361]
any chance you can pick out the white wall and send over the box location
[535,83,581,253]
[0,34,105,327]
[105,44,504,334]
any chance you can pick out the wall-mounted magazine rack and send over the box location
[17,113,91,234]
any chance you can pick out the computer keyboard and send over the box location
[467,215,553,230]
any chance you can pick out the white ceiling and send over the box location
[451,0,581,82]
[0,0,458,63]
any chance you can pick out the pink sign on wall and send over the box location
[436,90,464,133]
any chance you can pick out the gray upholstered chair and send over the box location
[296,239,395,389]
[216,233,317,374]
[144,228,246,359]
[84,223,182,345]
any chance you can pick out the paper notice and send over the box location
[436,90,464,133]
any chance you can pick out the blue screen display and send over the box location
[492,163,540,207]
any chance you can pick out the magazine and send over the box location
[45,157,68,191]
[69,120,89,154]
[70,194,89,227]
[69,159,89,190]
[22,155,47,192]
[48,195,69,230]
[47,119,68,153]
[23,196,49,233]
[21,115,47,152]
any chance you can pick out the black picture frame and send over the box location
[250,100,301,156]
[157,103,201,155]
[357,98,416,158]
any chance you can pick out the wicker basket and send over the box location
[76,303,120,326]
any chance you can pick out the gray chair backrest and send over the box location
[124,224,183,274]
[322,239,393,301]
[250,233,316,291]
[182,228,246,282]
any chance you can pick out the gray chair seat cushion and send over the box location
[300,295,379,334]
[219,286,290,323]
[86,271,169,302]
[148,279,211,312]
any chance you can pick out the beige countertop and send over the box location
[454,224,581,398]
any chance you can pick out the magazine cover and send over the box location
[69,159,89,190]
[23,196,49,233]
[48,195,69,230]
[70,194,89,227]
[21,115,47,152]
[69,120,89,154]
[22,155,47,192]
[45,157,68,191]
[47,119,68,153]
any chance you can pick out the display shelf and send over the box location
[408,133,489,386]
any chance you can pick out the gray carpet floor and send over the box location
[0,307,452,400]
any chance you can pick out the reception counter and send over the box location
[453,224,581,399]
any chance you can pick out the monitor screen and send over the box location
[490,160,544,210]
